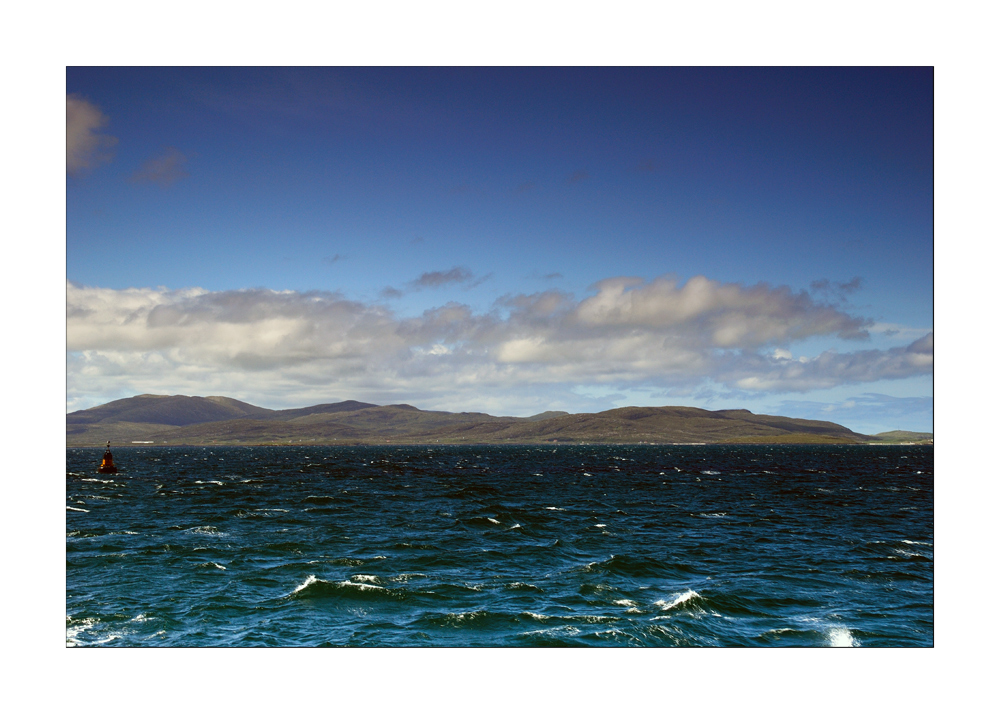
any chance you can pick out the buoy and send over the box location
[98,441,118,474]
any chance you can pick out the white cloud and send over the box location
[66,95,116,174]
[66,276,932,413]
[570,275,870,345]
[721,336,933,392]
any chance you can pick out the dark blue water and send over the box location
[66,444,932,647]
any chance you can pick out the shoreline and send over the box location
[66,440,933,448]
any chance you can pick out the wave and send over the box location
[303,495,337,504]
[66,617,99,646]
[288,575,403,602]
[612,598,643,614]
[328,557,365,567]
[891,548,931,561]
[419,608,620,633]
[827,627,859,647]
[66,617,125,647]
[418,609,517,629]
[465,515,528,532]
[187,525,225,536]
[653,589,703,613]
[580,554,691,579]
[517,624,584,643]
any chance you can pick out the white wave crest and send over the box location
[66,618,98,646]
[828,627,859,647]
[292,575,319,594]
[66,506,90,512]
[614,599,641,612]
[188,525,225,536]
[341,579,385,591]
[654,589,701,611]
[289,575,386,595]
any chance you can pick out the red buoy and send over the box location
[98,441,118,474]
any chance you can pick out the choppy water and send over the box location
[66,444,932,647]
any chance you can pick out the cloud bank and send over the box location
[66,275,932,413]
[66,95,117,174]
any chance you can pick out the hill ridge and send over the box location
[64,394,906,446]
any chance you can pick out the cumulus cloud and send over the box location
[130,147,189,186]
[66,275,931,413]
[66,95,117,174]
[570,275,871,345]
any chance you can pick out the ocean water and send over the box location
[66,444,932,647]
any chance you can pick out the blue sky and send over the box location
[66,67,933,433]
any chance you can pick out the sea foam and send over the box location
[654,589,701,612]
[828,627,859,647]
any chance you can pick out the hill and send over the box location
[65,394,886,446]
[869,430,934,444]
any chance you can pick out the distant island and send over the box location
[65,394,932,447]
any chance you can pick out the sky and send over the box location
[66,67,933,433]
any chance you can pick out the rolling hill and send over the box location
[65,394,890,446]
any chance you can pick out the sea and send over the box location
[66,444,933,647]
